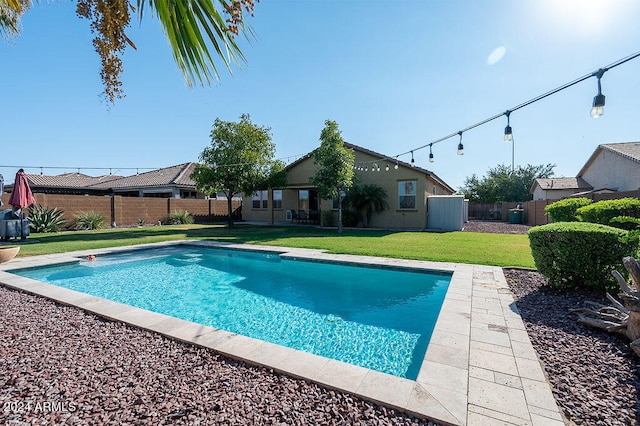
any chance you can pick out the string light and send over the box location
[457,132,464,156]
[389,50,640,165]
[410,151,415,167]
[504,111,513,142]
[591,68,606,118]
[429,144,434,163]
[385,164,389,171]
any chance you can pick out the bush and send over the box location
[528,222,640,291]
[320,210,334,227]
[545,197,592,222]
[610,216,640,231]
[166,210,194,225]
[576,198,640,227]
[341,210,358,227]
[27,205,66,233]
[72,211,105,230]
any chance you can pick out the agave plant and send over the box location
[27,205,66,233]
[166,210,194,225]
[72,211,105,230]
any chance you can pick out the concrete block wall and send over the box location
[0,193,242,227]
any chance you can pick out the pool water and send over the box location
[13,246,451,379]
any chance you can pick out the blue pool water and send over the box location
[13,246,451,379]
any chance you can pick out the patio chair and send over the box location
[298,210,309,224]
[290,209,299,223]
[309,209,319,224]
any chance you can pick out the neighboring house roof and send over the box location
[26,173,123,189]
[530,177,593,194]
[578,141,640,176]
[286,142,456,193]
[88,163,197,190]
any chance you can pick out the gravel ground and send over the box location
[0,286,436,426]
[505,269,640,425]
[462,219,531,234]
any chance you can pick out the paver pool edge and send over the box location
[0,240,565,426]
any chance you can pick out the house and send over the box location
[242,142,457,230]
[530,177,593,201]
[530,142,640,200]
[577,142,640,192]
[6,163,217,199]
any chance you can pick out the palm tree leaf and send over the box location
[137,0,249,86]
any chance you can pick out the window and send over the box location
[273,190,282,209]
[252,190,268,209]
[332,196,339,210]
[398,180,416,209]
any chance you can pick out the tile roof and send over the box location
[533,177,593,191]
[88,163,196,189]
[26,173,123,188]
[599,142,640,163]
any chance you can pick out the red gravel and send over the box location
[0,286,437,425]
[505,269,640,425]
[462,220,531,234]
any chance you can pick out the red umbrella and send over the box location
[9,169,35,210]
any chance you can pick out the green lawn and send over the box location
[12,224,535,268]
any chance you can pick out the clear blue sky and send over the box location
[2,0,639,190]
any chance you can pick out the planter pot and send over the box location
[0,246,20,263]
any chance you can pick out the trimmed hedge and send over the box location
[576,197,640,227]
[528,222,639,291]
[545,197,592,222]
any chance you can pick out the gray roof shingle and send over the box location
[88,163,196,189]
[533,177,593,191]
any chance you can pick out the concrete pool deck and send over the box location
[0,241,564,425]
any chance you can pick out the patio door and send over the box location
[298,190,318,212]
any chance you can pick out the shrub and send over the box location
[341,210,358,227]
[320,210,334,227]
[72,211,105,230]
[528,222,640,291]
[166,210,194,225]
[576,198,640,227]
[137,218,146,227]
[27,205,66,233]
[610,216,640,231]
[544,197,592,222]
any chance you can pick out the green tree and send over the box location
[460,163,555,203]
[345,183,388,228]
[191,113,285,227]
[310,120,355,233]
[2,0,256,104]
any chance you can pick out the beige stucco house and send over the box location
[243,143,456,229]
[530,142,640,200]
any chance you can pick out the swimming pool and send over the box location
[12,245,451,379]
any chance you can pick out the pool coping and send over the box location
[0,241,565,426]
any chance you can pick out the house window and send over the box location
[252,190,268,209]
[398,180,416,209]
[332,196,339,210]
[273,190,282,209]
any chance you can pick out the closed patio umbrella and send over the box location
[8,169,35,238]
[0,174,4,207]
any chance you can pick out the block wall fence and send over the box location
[0,193,241,227]
[469,189,640,227]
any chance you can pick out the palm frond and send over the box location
[138,0,249,86]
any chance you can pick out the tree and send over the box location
[310,120,355,233]
[2,0,257,104]
[191,113,285,227]
[459,163,555,203]
[344,183,388,228]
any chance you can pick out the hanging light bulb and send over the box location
[394,159,399,170]
[504,111,513,142]
[385,164,389,172]
[429,144,434,163]
[410,151,415,167]
[457,132,464,155]
[40,167,43,175]
[590,68,606,118]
